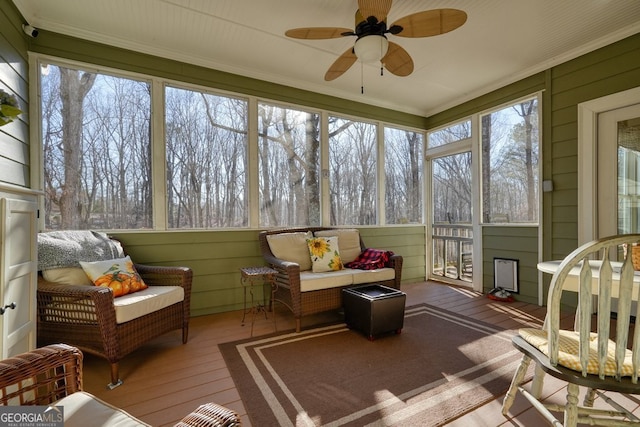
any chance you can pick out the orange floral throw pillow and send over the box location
[79,256,148,297]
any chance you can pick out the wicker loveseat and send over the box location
[36,231,193,389]
[0,344,241,426]
[259,227,402,332]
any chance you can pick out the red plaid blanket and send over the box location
[345,248,394,270]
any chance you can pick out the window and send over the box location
[38,56,428,230]
[480,97,539,224]
[257,103,320,227]
[385,127,423,224]
[165,86,248,228]
[329,117,377,225]
[41,63,152,230]
[428,120,471,148]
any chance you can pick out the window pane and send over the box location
[166,86,248,228]
[329,117,377,225]
[385,127,423,224]
[481,98,539,224]
[41,63,152,230]
[432,152,472,224]
[428,120,471,148]
[616,116,640,234]
[258,103,320,227]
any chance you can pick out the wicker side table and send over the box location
[240,266,278,336]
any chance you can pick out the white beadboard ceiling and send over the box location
[12,0,640,116]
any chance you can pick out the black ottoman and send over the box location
[342,284,406,340]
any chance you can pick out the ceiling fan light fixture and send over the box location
[354,35,388,63]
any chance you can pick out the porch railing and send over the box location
[432,224,473,282]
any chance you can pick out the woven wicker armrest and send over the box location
[387,253,403,268]
[387,253,403,289]
[260,251,296,268]
[134,264,193,290]
[0,344,83,405]
[37,277,118,326]
[261,252,300,276]
[264,256,300,272]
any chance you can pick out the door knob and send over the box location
[0,302,16,315]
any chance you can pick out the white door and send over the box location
[0,197,38,358]
[597,103,640,237]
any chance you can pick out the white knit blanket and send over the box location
[37,230,125,271]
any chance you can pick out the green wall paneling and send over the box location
[482,226,539,304]
[547,33,640,264]
[358,225,426,284]
[112,226,425,317]
[0,2,30,188]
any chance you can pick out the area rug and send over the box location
[219,303,526,426]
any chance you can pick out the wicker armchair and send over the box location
[259,227,403,332]
[37,258,193,389]
[0,344,241,426]
[0,344,83,406]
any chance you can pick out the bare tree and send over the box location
[513,100,537,220]
[432,153,472,223]
[481,114,492,223]
[257,104,320,227]
[305,113,321,225]
[42,65,152,230]
[58,68,96,229]
[329,119,376,225]
[385,129,422,224]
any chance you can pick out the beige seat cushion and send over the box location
[350,267,395,285]
[315,229,361,263]
[300,270,354,292]
[56,391,150,426]
[519,327,635,377]
[114,286,184,324]
[40,285,184,324]
[266,231,313,271]
[299,268,395,292]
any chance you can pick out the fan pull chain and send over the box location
[361,61,364,94]
[380,40,385,76]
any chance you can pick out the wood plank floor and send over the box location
[80,281,640,426]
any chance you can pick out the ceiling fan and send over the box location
[285,0,467,81]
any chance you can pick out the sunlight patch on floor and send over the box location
[448,285,481,298]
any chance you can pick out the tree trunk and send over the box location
[59,69,96,229]
[305,114,320,226]
[481,114,492,223]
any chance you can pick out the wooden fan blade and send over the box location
[285,27,354,39]
[358,0,392,23]
[324,48,358,81]
[382,41,413,77]
[391,9,467,38]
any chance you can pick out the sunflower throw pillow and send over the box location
[306,236,344,273]
[80,255,148,297]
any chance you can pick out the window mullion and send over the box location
[248,97,259,228]
[152,80,167,230]
[377,123,385,225]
